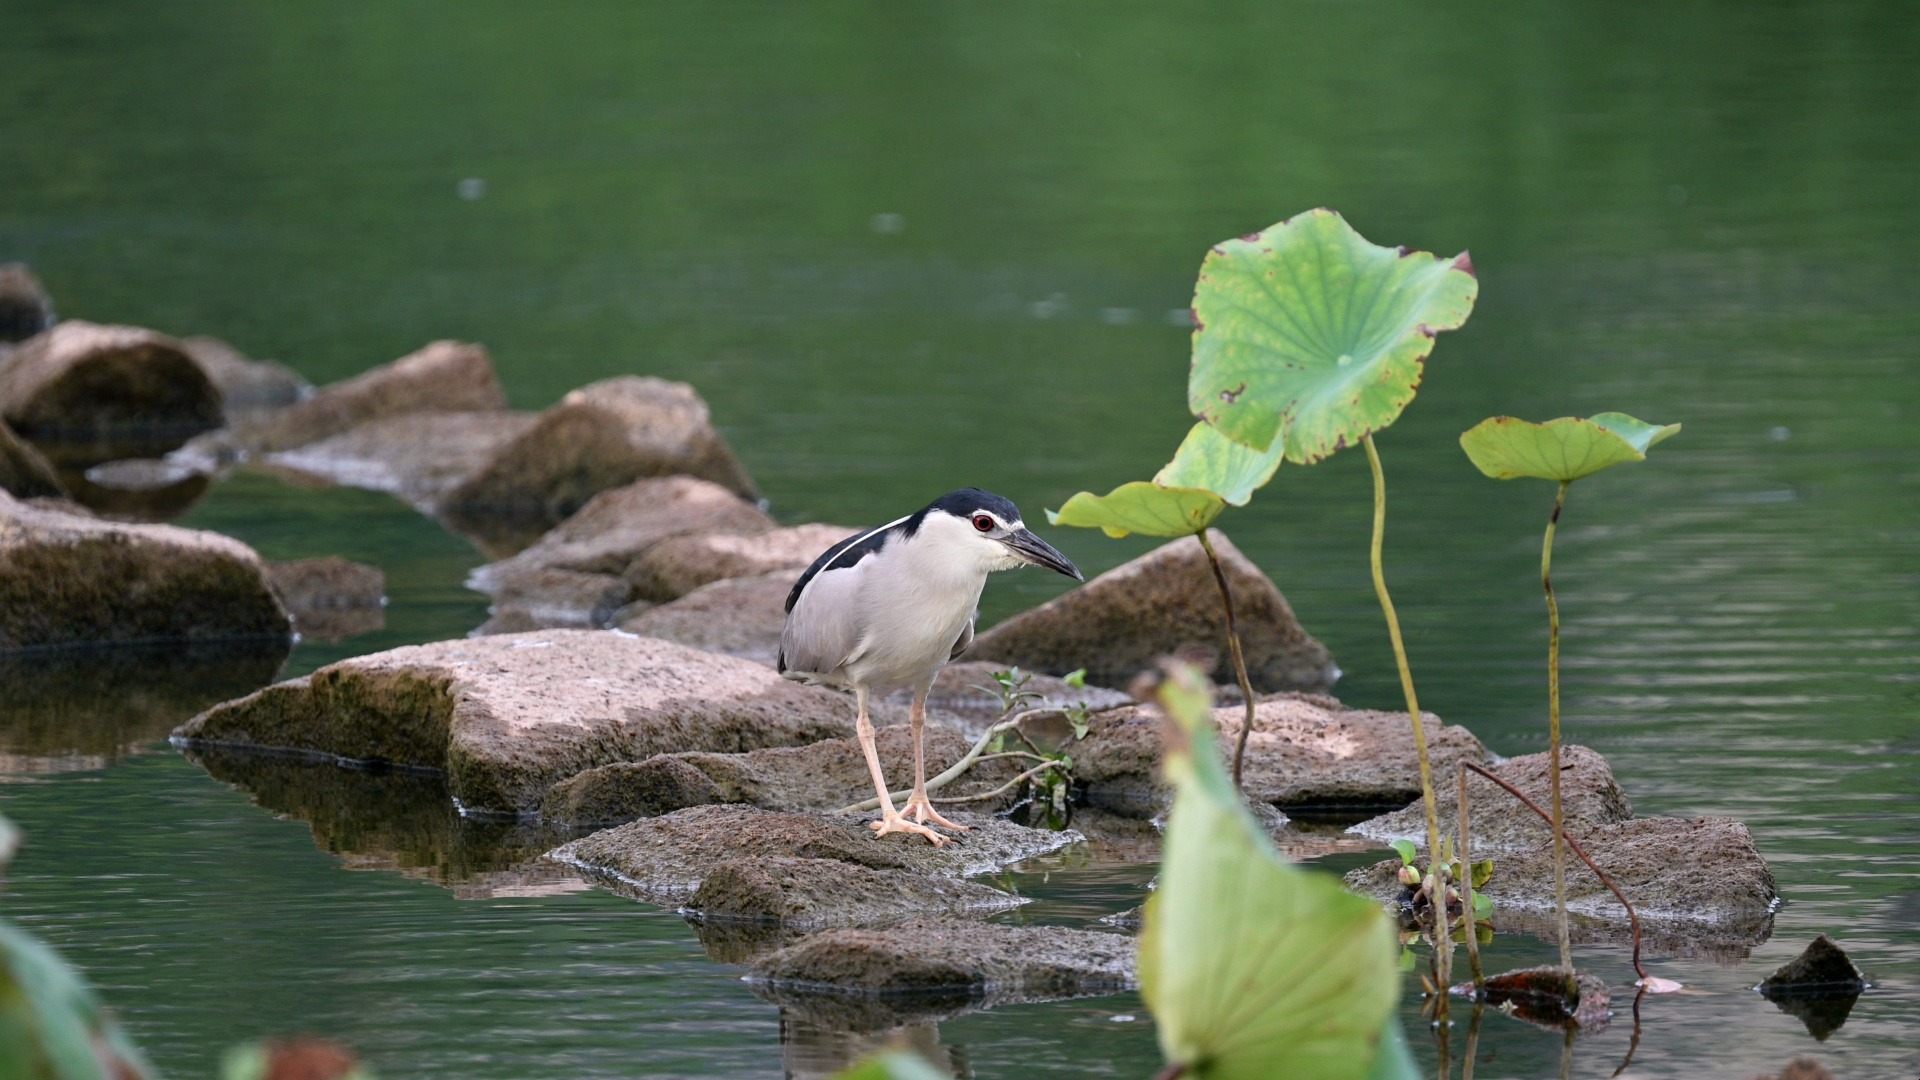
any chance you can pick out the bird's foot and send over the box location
[869,810,950,846]
[900,792,971,832]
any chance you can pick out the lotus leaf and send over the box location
[1048,482,1223,539]
[1153,420,1285,506]
[1140,663,1405,1080]
[1188,209,1477,461]
[1459,413,1679,483]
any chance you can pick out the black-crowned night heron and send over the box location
[779,488,1082,845]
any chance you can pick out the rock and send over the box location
[615,572,789,664]
[171,630,859,814]
[1757,935,1867,1040]
[57,458,210,521]
[265,557,386,643]
[687,857,1026,928]
[1471,966,1611,1032]
[436,376,760,544]
[624,523,853,603]
[176,336,310,412]
[468,476,773,598]
[190,340,506,463]
[963,532,1338,693]
[0,321,222,464]
[0,264,55,343]
[1348,746,1632,854]
[1346,816,1778,933]
[1748,1059,1837,1080]
[547,804,1081,903]
[1072,692,1490,816]
[745,919,1134,1011]
[470,568,634,633]
[0,491,291,651]
[904,660,1135,736]
[263,412,538,512]
[539,722,1015,826]
[0,417,63,498]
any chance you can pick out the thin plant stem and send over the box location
[835,705,1065,813]
[1363,433,1449,1015]
[932,760,1068,805]
[1462,1003,1484,1080]
[1198,528,1259,789]
[1457,762,1484,988]
[1543,479,1574,994]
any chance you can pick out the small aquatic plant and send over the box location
[1139,660,1414,1080]
[1459,411,1680,997]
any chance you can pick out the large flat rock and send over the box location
[624,523,854,603]
[903,660,1135,736]
[1073,692,1490,816]
[547,803,1082,903]
[0,321,223,465]
[540,721,1015,826]
[264,411,537,511]
[1348,745,1632,854]
[615,572,791,665]
[0,491,290,651]
[687,857,1027,929]
[437,376,760,543]
[172,630,859,814]
[964,532,1338,693]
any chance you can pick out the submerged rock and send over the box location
[468,476,773,599]
[187,339,506,464]
[539,722,1012,826]
[1349,745,1632,854]
[172,630,857,814]
[0,264,55,343]
[1748,1059,1838,1080]
[745,919,1133,1011]
[0,417,63,499]
[264,411,537,510]
[964,532,1338,693]
[471,567,634,633]
[264,557,386,643]
[624,523,853,603]
[548,804,1080,903]
[1758,935,1868,1040]
[436,376,760,543]
[615,572,789,664]
[687,857,1026,928]
[0,491,290,651]
[177,335,310,413]
[1472,966,1611,1032]
[1347,816,1778,935]
[0,321,222,464]
[1072,692,1489,816]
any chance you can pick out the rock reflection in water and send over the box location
[185,746,590,899]
[62,459,211,521]
[780,1012,969,1079]
[0,639,288,774]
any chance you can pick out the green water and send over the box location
[4,2,1918,1076]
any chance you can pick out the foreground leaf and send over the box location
[0,919,154,1080]
[1188,209,1478,462]
[1048,482,1223,539]
[1459,413,1680,482]
[1153,421,1286,506]
[831,1050,952,1080]
[1141,664,1403,1079]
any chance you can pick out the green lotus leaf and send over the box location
[1153,421,1286,506]
[1188,208,1478,462]
[1459,413,1680,482]
[1048,481,1224,539]
[1141,663,1404,1080]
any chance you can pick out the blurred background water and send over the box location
[2,2,1917,1076]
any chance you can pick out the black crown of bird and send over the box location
[778,488,1082,844]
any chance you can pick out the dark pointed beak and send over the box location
[1003,529,1083,581]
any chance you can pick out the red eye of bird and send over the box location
[972,514,994,532]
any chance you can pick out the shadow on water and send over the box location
[0,640,289,774]
[182,745,589,900]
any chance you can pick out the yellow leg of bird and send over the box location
[857,686,947,845]
[899,685,971,833]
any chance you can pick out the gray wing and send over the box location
[779,561,867,682]
[947,612,975,661]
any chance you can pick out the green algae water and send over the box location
[4,3,1919,1076]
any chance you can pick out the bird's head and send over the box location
[919,488,1083,580]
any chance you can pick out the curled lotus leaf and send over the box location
[1141,662,1406,1080]
[1048,482,1223,539]
[1188,208,1478,462]
[1459,412,1680,483]
[1153,420,1285,507]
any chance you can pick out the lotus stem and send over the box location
[1198,528,1258,790]
[1459,760,1654,985]
[1543,479,1573,995]
[1363,433,1449,1015]
[1457,762,1484,988]
[835,705,1066,813]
